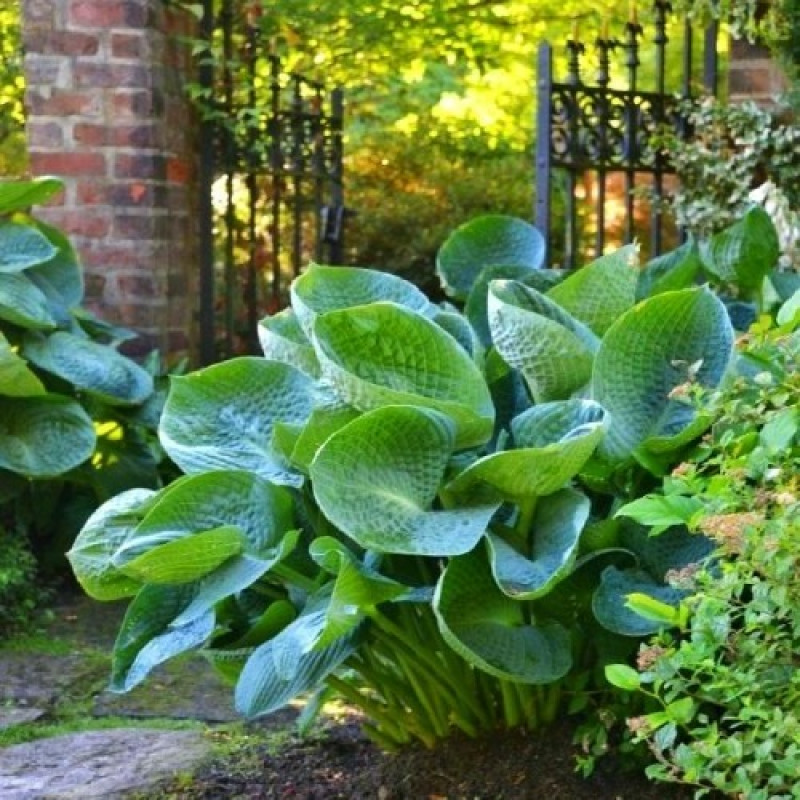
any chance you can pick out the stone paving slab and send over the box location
[0,728,211,799]
[0,709,46,731]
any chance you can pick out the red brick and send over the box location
[30,151,107,177]
[113,214,158,238]
[25,30,100,56]
[108,182,159,207]
[111,32,148,59]
[27,89,102,117]
[116,274,160,298]
[44,210,111,239]
[74,61,149,90]
[114,153,166,179]
[112,89,164,118]
[69,0,149,29]
[113,124,157,148]
[76,179,111,205]
[28,121,65,149]
[73,123,110,147]
[166,157,192,184]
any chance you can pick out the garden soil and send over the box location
[2,592,699,800]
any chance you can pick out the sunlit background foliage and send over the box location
[0,0,26,176]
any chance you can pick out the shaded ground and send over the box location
[2,592,699,800]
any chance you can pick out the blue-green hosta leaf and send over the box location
[620,524,714,582]
[447,400,607,500]
[25,220,84,313]
[0,220,58,273]
[111,583,215,692]
[637,240,703,301]
[433,546,571,683]
[235,590,357,718]
[172,550,296,628]
[0,273,56,330]
[0,331,45,397]
[289,404,361,473]
[291,264,433,336]
[433,309,479,356]
[67,488,157,601]
[115,525,246,585]
[258,308,319,378]
[699,205,779,293]
[487,280,599,402]
[592,566,686,636]
[312,303,495,449]
[311,406,500,556]
[309,536,407,647]
[0,177,64,214]
[546,245,639,335]
[23,331,154,406]
[436,215,545,301]
[117,471,295,562]
[0,395,95,476]
[592,288,734,462]
[487,488,590,599]
[160,358,314,485]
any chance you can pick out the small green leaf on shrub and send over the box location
[604,663,641,691]
[616,494,704,532]
[625,592,685,627]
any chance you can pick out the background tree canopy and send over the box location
[0,0,26,175]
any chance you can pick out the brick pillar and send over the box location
[22,0,198,359]
[728,37,787,105]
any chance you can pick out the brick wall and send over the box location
[728,36,787,106]
[22,0,198,359]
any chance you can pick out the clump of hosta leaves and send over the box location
[0,178,165,582]
[70,213,758,749]
[607,310,800,799]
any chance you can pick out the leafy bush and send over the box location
[607,311,800,799]
[0,528,44,636]
[70,212,781,750]
[0,177,168,580]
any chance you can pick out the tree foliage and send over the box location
[0,0,26,176]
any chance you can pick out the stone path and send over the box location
[0,594,256,799]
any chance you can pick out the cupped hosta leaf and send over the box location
[310,406,500,556]
[546,245,639,335]
[637,240,703,301]
[436,215,545,301]
[309,536,407,647]
[592,288,734,462]
[487,488,590,599]
[312,303,495,449]
[258,308,319,378]
[592,566,686,636]
[0,177,64,214]
[291,263,433,336]
[0,395,95,477]
[172,550,296,628]
[117,471,295,561]
[433,309,478,356]
[67,488,157,601]
[235,590,357,718]
[0,220,58,273]
[465,265,541,346]
[115,525,246,585]
[487,280,599,403]
[23,331,154,406]
[160,358,314,485]
[0,273,56,330]
[111,583,215,691]
[433,546,572,683]
[0,331,45,397]
[699,205,779,293]
[620,524,714,582]
[25,220,84,314]
[446,400,607,500]
[290,404,361,472]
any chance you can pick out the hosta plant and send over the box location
[0,177,165,579]
[70,214,747,748]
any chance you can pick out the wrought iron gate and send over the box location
[536,2,720,268]
[197,2,345,363]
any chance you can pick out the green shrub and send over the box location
[69,211,782,750]
[0,177,169,579]
[0,528,44,636]
[607,312,800,799]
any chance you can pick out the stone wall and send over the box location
[22,0,198,358]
